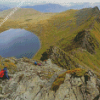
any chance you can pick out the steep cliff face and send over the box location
[0,57,99,100]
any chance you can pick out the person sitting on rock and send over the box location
[0,67,9,80]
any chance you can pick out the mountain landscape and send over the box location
[0,5,100,100]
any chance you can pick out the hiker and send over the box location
[0,67,9,80]
[34,61,37,65]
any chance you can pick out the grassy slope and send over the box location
[55,11,100,76]
[30,9,79,59]
[71,21,100,75]
[32,9,95,60]
[0,8,56,20]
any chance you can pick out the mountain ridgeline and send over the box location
[21,3,68,13]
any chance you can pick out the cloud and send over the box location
[2,0,100,3]
[1,0,100,7]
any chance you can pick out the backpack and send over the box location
[38,63,42,66]
[0,70,5,78]
[34,62,37,65]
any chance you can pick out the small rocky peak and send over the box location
[92,6,99,12]
[75,6,100,26]
[74,30,99,54]
[92,6,100,16]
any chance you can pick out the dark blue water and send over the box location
[0,29,41,58]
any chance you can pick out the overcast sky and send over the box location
[1,0,100,6]
[0,0,100,7]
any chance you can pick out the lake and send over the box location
[0,29,41,58]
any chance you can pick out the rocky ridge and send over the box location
[0,57,99,100]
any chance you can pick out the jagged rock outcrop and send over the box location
[74,30,99,54]
[75,6,100,26]
[0,57,99,100]
[42,46,86,70]
[61,29,99,54]
[45,46,78,69]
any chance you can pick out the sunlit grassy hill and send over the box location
[0,8,40,18]
[0,8,57,32]
[0,8,56,22]
[0,7,100,77]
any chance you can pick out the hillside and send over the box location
[32,6,100,77]
[0,7,100,77]
[0,8,56,22]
